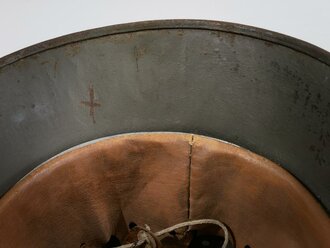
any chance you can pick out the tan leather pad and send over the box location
[0,133,328,248]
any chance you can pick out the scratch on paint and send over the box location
[81,84,101,124]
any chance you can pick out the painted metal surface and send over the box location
[0,20,329,211]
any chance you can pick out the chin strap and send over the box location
[114,219,229,248]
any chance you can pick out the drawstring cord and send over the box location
[114,219,229,248]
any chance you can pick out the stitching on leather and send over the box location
[187,134,194,220]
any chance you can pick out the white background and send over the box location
[0,0,329,58]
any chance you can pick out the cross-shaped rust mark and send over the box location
[81,84,101,124]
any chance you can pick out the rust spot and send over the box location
[231,64,240,72]
[177,29,184,36]
[264,41,274,47]
[293,90,299,103]
[227,33,235,47]
[65,43,81,56]
[216,31,223,40]
[107,33,134,44]
[270,61,280,72]
[30,54,40,60]
[54,61,58,78]
[134,46,147,72]
[40,61,49,65]
[81,84,101,124]
[309,145,316,151]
